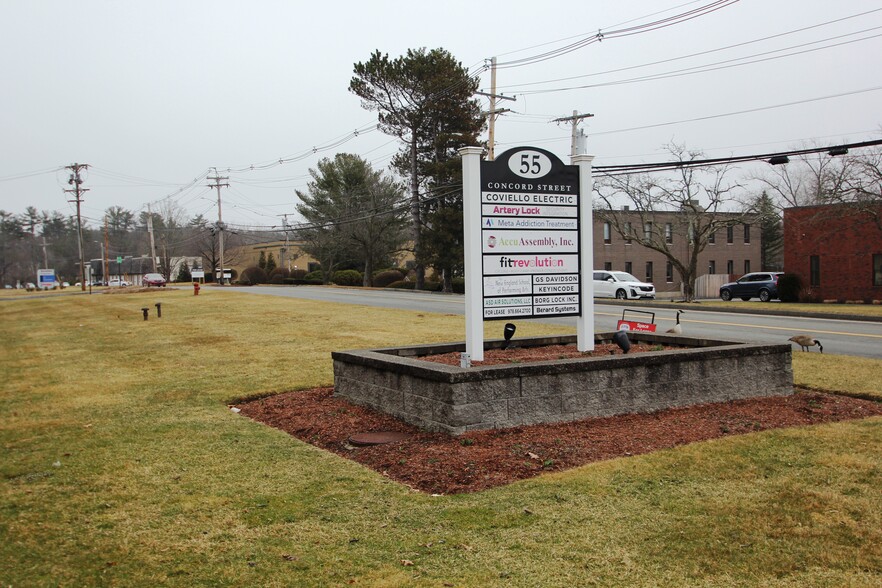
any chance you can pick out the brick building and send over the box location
[783,203,882,302]
[594,210,761,296]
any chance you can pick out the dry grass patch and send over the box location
[792,352,882,400]
[2,289,881,587]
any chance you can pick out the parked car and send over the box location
[593,270,656,300]
[719,272,784,302]
[143,273,166,287]
[108,278,130,287]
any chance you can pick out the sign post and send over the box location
[573,154,595,351]
[460,147,485,361]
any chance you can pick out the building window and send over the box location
[709,230,716,244]
[743,224,751,244]
[666,261,673,283]
[875,254,882,287]
[727,259,734,274]
[644,222,653,240]
[708,260,716,274]
[665,223,673,244]
[645,261,653,283]
[624,261,632,274]
[625,222,632,244]
[604,262,612,271]
[810,255,820,287]
[744,259,750,274]
[603,222,611,244]
[727,226,734,244]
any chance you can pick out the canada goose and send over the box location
[665,310,685,334]
[788,335,823,353]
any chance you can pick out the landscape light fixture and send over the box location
[613,328,631,354]
[768,155,790,165]
[827,147,848,156]
[501,323,517,350]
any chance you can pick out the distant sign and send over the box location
[191,270,205,279]
[616,320,657,333]
[479,147,581,320]
[37,268,56,287]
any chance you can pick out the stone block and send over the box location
[332,334,793,434]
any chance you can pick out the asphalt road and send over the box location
[229,286,882,360]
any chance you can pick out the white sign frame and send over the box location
[460,147,595,361]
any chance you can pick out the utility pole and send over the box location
[103,216,109,285]
[41,236,49,269]
[278,213,291,270]
[64,163,89,291]
[552,110,595,158]
[476,57,515,160]
[146,203,158,273]
[207,170,230,284]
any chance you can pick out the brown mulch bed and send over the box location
[420,342,674,366]
[236,385,882,495]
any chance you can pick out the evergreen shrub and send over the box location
[269,267,290,284]
[387,280,414,289]
[239,266,268,285]
[777,273,802,303]
[331,269,363,286]
[373,269,405,287]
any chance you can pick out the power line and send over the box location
[497,8,882,93]
[588,85,882,137]
[512,29,882,96]
[494,0,740,69]
[595,138,882,175]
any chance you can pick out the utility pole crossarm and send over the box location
[475,91,516,102]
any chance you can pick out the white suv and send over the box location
[593,270,656,300]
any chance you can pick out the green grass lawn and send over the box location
[2,289,881,587]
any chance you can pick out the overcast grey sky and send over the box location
[2,0,880,228]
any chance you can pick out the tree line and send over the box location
[0,203,264,286]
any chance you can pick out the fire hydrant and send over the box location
[193,282,200,296]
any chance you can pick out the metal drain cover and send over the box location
[348,431,411,446]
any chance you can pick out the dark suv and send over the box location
[719,272,784,302]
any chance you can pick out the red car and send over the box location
[143,273,167,287]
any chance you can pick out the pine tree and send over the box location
[754,191,784,271]
[258,251,267,270]
[350,47,485,290]
[176,260,191,283]
[265,252,277,274]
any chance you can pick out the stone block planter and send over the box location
[332,333,793,435]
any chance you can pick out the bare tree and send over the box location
[595,144,750,302]
[754,149,861,209]
[755,143,882,230]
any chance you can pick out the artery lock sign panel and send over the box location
[480,147,581,320]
